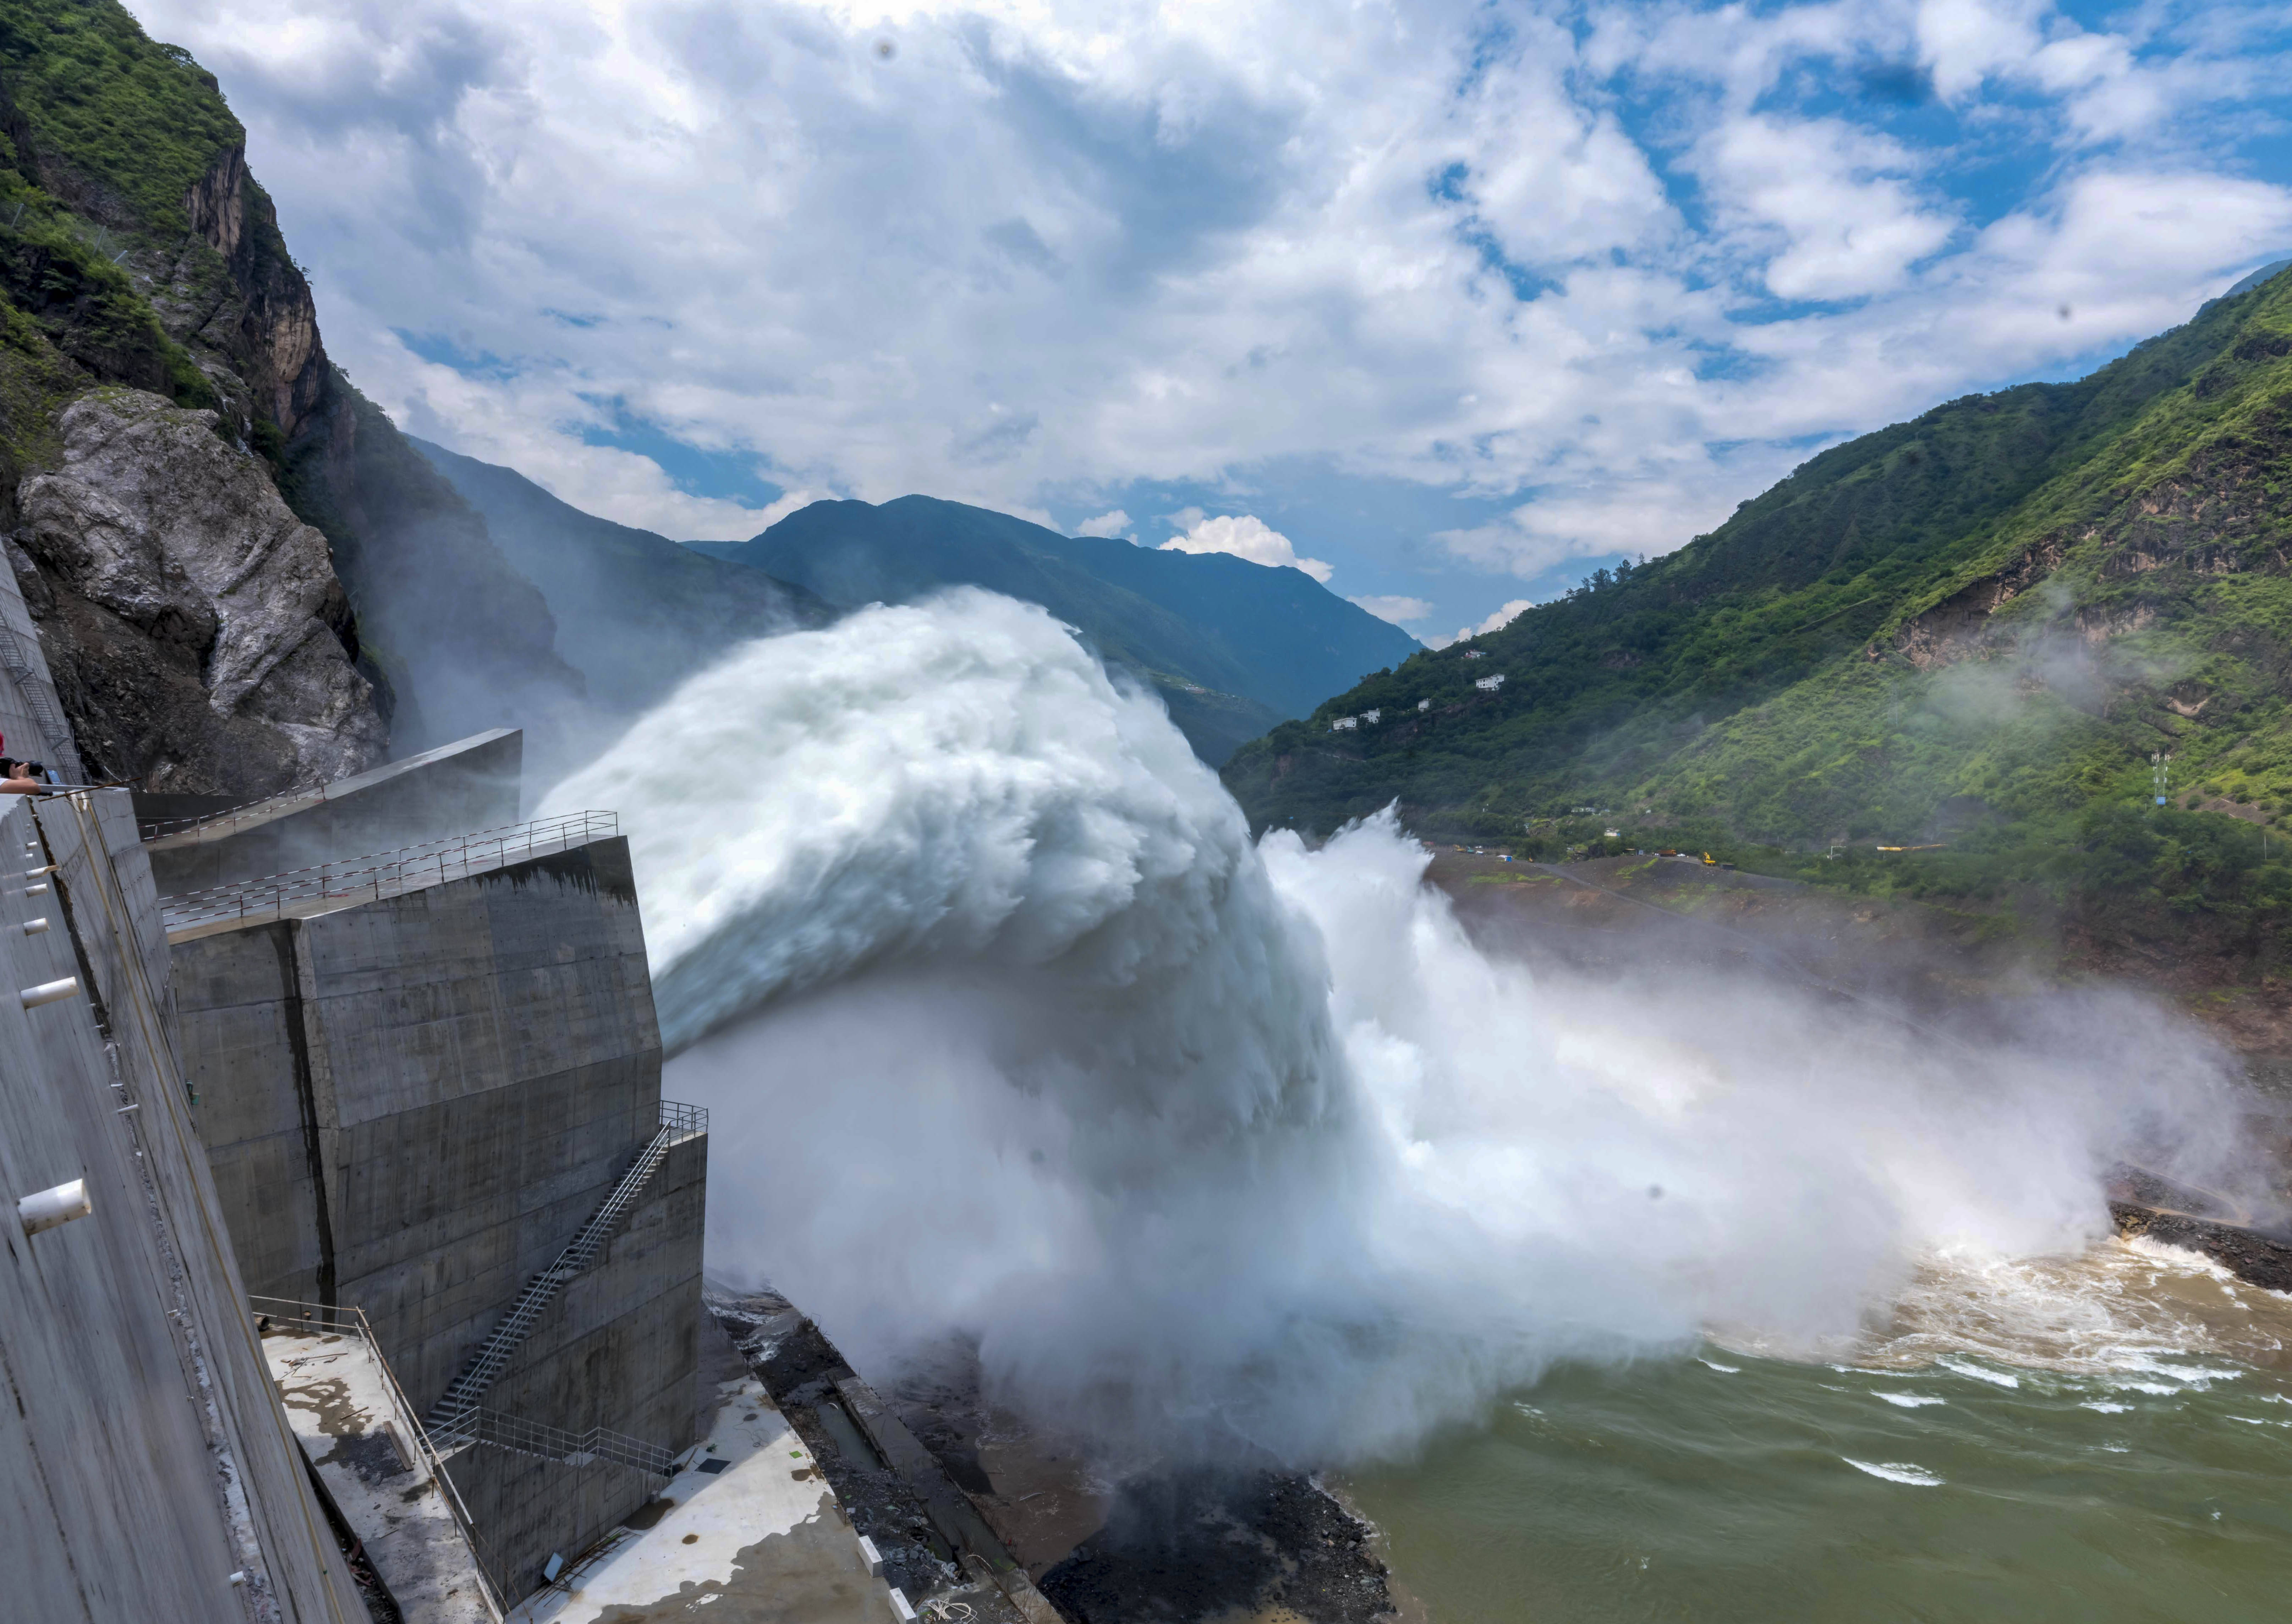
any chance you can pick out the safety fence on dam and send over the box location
[138,783,329,843]
[158,810,619,935]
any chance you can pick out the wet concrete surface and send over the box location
[261,1321,497,1623]
[581,1518,886,1623]
[867,1331,1107,1579]
[711,1290,1035,1622]
[509,1366,888,1624]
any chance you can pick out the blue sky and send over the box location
[133,0,2292,644]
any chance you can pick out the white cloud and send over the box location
[1425,598,1534,649]
[122,0,2292,580]
[1918,0,2047,102]
[1435,467,1758,579]
[1473,599,1534,636]
[1693,115,1956,302]
[1074,509,1132,538]
[1159,512,1333,583]
[1348,594,1433,625]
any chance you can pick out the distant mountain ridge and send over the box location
[414,438,833,718]
[691,495,1419,763]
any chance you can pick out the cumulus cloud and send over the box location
[125,0,2292,578]
[1348,594,1434,625]
[1160,511,1333,583]
[1693,115,1956,301]
[1075,509,1133,539]
[1424,597,1534,649]
[1434,468,1756,578]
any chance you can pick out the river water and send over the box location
[1349,1237,2292,1623]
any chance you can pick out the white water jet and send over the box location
[541,587,2246,1463]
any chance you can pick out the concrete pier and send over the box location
[173,817,708,1598]
[509,1375,894,1624]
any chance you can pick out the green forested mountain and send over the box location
[1224,265,2292,951]
[415,438,833,715]
[694,495,1420,764]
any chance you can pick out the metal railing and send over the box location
[432,1407,679,1480]
[425,1101,706,1439]
[250,1296,508,1619]
[660,1099,708,1144]
[159,811,618,932]
[139,786,326,843]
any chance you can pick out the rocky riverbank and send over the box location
[707,1288,1399,1624]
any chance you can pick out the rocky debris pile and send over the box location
[1040,1469,1396,1624]
[707,1286,1399,1624]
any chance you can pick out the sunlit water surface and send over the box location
[1347,1239,2292,1623]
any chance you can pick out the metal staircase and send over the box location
[424,1102,707,1440]
[0,619,86,782]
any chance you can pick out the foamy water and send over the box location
[545,589,2264,1470]
[1853,1235,2292,1377]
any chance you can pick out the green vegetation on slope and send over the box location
[0,0,259,457]
[0,0,238,233]
[1224,267,2292,964]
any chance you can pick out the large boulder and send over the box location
[12,387,385,794]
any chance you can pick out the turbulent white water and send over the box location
[542,588,2251,1463]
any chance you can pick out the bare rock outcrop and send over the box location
[11,388,385,794]
[166,143,328,440]
[1891,537,2066,670]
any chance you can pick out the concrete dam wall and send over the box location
[1,505,837,1614]
[166,767,708,1599]
[0,790,369,1623]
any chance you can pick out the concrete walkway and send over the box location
[262,1321,500,1622]
[510,1376,897,1624]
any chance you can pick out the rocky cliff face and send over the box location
[9,389,383,792]
[0,0,586,792]
[163,141,327,443]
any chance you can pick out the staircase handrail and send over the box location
[424,1101,706,1437]
[429,1406,679,1480]
[250,1296,508,1619]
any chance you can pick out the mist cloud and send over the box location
[541,590,2249,1464]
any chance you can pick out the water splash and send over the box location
[542,589,2249,1462]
